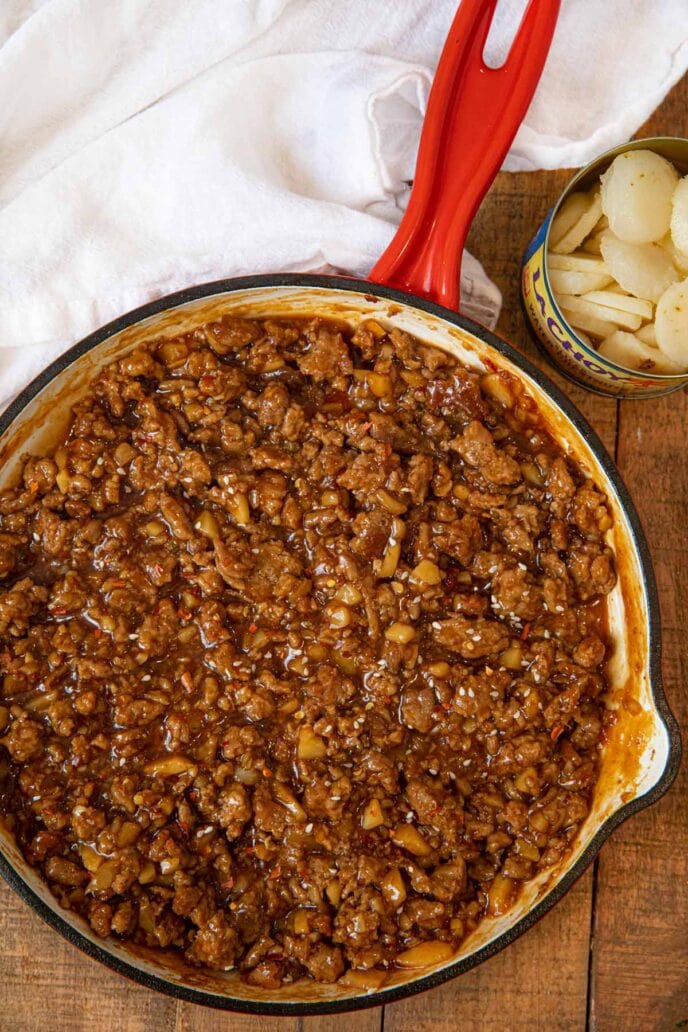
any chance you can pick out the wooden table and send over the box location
[2,76,687,1032]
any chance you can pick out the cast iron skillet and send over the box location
[0,0,681,1016]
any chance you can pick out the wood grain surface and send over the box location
[1,72,686,1032]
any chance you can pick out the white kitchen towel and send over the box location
[1,0,687,412]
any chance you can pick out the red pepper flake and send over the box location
[93,628,102,639]
[248,623,258,634]
[153,564,165,577]
[245,846,254,855]
[550,724,565,742]
[361,421,372,432]
[262,767,273,779]
[49,605,68,616]
[520,622,532,641]
[221,876,235,890]
[111,579,126,589]
[268,865,282,881]
[178,607,192,621]
[441,701,452,711]
[177,820,190,836]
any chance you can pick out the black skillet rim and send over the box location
[0,273,681,1016]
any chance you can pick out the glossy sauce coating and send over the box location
[0,316,616,987]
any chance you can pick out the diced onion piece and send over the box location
[598,330,683,374]
[195,511,220,539]
[361,798,386,830]
[338,969,388,991]
[549,191,593,249]
[547,252,608,273]
[412,559,443,585]
[600,231,679,302]
[297,725,327,760]
[600,150,678,242]
[144,755,194,776]
[550,189,602,254]
[381,867,407,906]
[334,583,362,606]
[487,873,518,917]
[272,781,307,821]
[396,942,454,968]
[228,492,250,525]
[385,621,416,644]
[378,517,405,578]
[326,879,342,905]
[636,322,658,347]
[548,267,613,295]
[655,279,688,367]
[480,372,514,408]
[499,645,523,670]
[580,290,653,320]
[670,175,688,255]
[391,824,431,856]
[325,602,352,629]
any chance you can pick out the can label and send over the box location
[521,215,686,398]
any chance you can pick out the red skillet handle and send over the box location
[369,0,560,311]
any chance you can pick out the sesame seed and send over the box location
[463,759,471,766]
[305,823,313,833]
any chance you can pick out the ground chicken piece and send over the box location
[0,532,21,579]
[572,634,606,669]
[570,483,612,538]
[189,914,240,970]
[5,718,43,761]
[401,685,436,733]
[491,566,543,621]
[568,545,617,601]
[547,457,576,517]
[337,452,387,494]
[429,858,467,902]
[432,614,509,659]
[333,889,382,949]
[216,784,252,840]
[434,514,483,566]
[407,453,434,503]
[252,783,286,838]
[254,383,290,428]
[45,856,88,887]
[159,492,195,540]
[297,323,352,382]
[350,510,392,560]
[302,943,345,983]
[451,421,521,486]
[251,471,288,518]
[0,579,48,636]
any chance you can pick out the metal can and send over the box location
[521,137,688,398]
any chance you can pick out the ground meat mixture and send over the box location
[0,315,616,987]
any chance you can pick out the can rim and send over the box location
[543,135,688,382]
